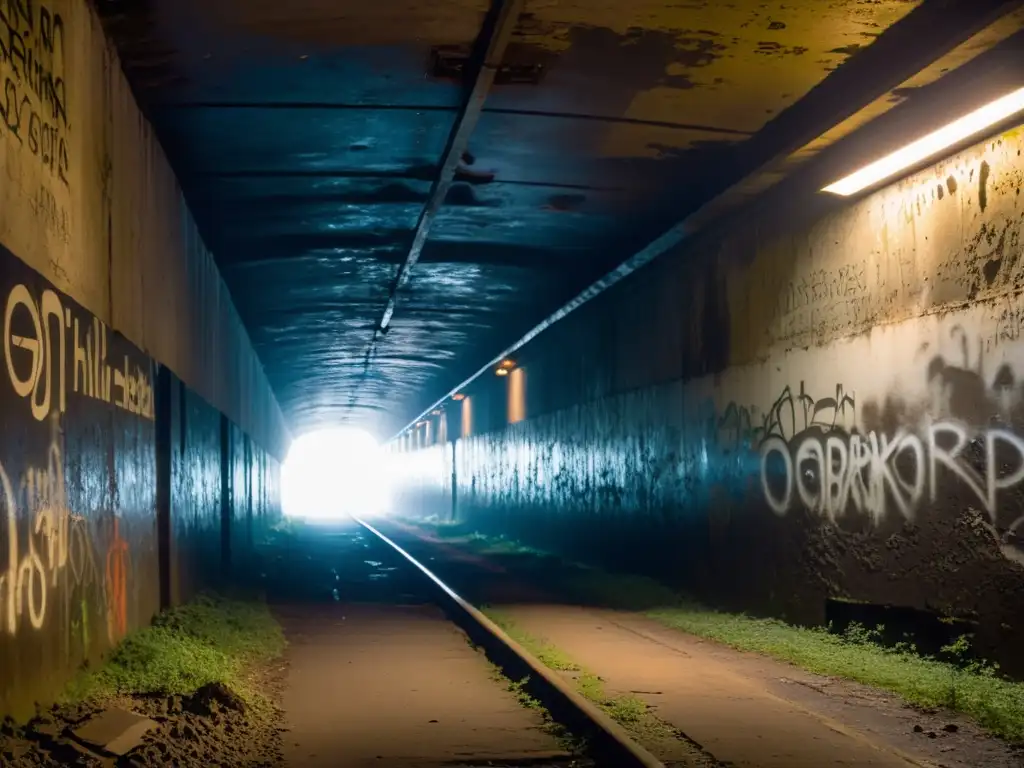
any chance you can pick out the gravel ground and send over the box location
[0,666,287,766]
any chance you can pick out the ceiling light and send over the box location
[499,359,515,369]
[495,368,509,377]
[822,86,1024,197]
[452,393,466,401]
[430,409,442,416]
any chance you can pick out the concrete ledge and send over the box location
[355,517,665,768]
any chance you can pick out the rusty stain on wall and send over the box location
[728,131,1024,362]
[515,0,923,133]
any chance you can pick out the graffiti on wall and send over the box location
[769,259,881,346]
[0,0,70,187]
[0,430,133,642]
[30,182,69,244]
[4,282,155,422]
[1,427,87,635]
[711,328,1024,563]
[0,241,148,647]
[702,381,856,456]
[776,262,870,316]
[759,414,1024,526]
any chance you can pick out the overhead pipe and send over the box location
[344,0,527,419]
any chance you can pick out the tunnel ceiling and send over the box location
[93,0,1024,438]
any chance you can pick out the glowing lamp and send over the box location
[822,86,1024,197]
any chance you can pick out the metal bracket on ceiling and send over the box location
[378,0,527,334]
[429,44,545,85]
[344,0,527,421]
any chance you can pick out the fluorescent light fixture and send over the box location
[823,86,1024,196]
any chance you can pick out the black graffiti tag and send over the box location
[0,1,69,187]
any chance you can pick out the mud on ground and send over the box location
[0,662,288,767]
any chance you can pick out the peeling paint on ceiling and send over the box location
[95,0,1018,438]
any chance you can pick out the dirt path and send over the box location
[276,602,571,767]
[268,522,574,768]
[496,604,921,768]
[383,521,1024,768]
[618,614,1023,768]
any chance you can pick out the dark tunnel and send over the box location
[1,0,1024,765]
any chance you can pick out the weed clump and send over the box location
[63,593,285,707]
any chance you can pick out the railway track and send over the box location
[259,516,662,768]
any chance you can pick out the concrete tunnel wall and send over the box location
[0,0,289,718]
[393,123,1024,674]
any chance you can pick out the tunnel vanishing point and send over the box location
[1,0,1024,720]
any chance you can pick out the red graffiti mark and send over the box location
[105,517,129,642]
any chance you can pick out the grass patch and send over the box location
[422,522,1024,745]
[649,607,1024,743]
[415,517,545,556]
[484,607,678,746]
[415,517,473,537]
[420,520,558,563]
[62,593,285,707]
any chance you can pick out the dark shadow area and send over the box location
[248,520,432,606]
[825,599,980,664]
[389,531,687,613]
[394,517,1019,684]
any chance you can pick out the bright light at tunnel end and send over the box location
[281,427,392,521]
[822,86,1024,197]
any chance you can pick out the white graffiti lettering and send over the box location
[3,283,154,421]
[0,429,102,637]
[0,437,66,633]
[760,422,1024,526]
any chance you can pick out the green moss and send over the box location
[62,593,285,707]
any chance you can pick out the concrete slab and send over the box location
[276,602,571,767]
[72,708,157,757]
